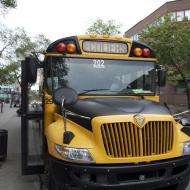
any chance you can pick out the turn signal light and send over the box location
[134,48,143,57]
[66,43,76,53]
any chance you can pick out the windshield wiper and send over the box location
[78,89,110,95]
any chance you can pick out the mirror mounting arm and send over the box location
[61,97,75,144]
[53,87,78,144]
[61,98,67,133]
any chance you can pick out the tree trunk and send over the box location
[14,72,21,87]
[171,58,190,109]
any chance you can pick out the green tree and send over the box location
[0,0,17,13]
[86,18,121,36]
[0,25,29,60]
[0,26,50,85]
[140,16,190,109]
[0,63,18,84]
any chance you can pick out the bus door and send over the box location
[21,59,44,175]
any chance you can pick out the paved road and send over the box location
[0,104,39,190]
[0,104,190,190]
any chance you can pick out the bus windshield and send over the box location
[46,57,155,96]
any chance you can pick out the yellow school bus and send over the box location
[21,35,190,190]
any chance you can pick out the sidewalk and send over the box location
[0,104,40,190]
[0,103,16,128]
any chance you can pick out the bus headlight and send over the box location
[55,144,95,163]
[183,141,190,156]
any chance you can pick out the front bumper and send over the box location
[49,155,190,190]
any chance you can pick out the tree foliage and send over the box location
[0,25,29,61]
[0,25,51,85]
[140,16,190,108]
[86,18,121,36]
[0,63,18,84]
[0,0,17,13]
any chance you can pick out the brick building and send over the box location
[125,0,190,40]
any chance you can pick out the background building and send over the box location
[0,84,20,104]
[125,0,190,111]
[125,0,190,41]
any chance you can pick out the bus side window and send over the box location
[45,58,69,94]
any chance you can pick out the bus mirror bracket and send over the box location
[24,56,38,83]
[53,88,78,144]
[157,66,166,87]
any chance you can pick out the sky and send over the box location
[1,0,172,41]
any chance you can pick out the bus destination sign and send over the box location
[83,41,128,54]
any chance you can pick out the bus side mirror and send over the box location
[25,56,38,83]
[158,68,166,87]
[53,87,78,106]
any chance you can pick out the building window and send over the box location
[131,35,138,41]
[185,10,190,20]
[170,12,176,21]
[177,11,184,21]
[133,34,139,41]
[160,16,165,23]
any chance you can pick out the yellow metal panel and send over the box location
[45,53,157,62]
[166,122,170,152]
[169,122,173,150]
[47,112,190,164]
[160,121,163,154]
[110,124,118,157]
[142,127,147,156]
[122,123,129,156]
[46,117,95,148]
[126,123,132,156]
[105,124,114,156]
[163,122,166,153]
[130,123,136,156]
[147,123,151,155]
[138,129,143,157]
[114,123,122,157]
[101,125,110,155]
[44,92,57,134]
[156,121,160,154]
[153,122,156,155]
[118,123,125,157]
[133,124,139,156]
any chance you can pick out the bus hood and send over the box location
[67,98,171,131]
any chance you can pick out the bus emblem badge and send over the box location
[134,115,145,128]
